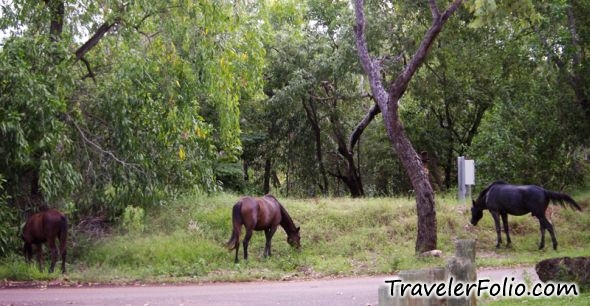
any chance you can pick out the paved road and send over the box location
[0,267,537,306]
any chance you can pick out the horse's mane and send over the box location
[475,180,508,204]
[264,194,297,231]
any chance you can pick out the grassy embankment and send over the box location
[1,189,588,292]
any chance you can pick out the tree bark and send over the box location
[302,97,330,195]
[44,0,64,41]
[263,157,272,194]
[535,4,590,122]
[353,0,463,253]
[318,83,367,197]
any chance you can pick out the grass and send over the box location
[1,189,589,305]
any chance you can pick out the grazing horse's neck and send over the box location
[475,182,497,208]
[278,204,297,233]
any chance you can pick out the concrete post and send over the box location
[379,240,478,306]
[446,239,477,306]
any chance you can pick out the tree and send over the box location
[353,0,463,253]
[1,1,265,219]
[466,0,590,130]
[402,10,514,190]
[464,0,590,188]
[242,0,373,197]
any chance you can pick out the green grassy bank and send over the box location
[1,190,589,304]
[4,190,589,283]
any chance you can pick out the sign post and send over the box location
[457,156,465,202]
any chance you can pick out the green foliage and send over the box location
[215,161,246,192]
[0,35,80,204]
[0,176,21,258]
[121,205,145,235]
[465,0,541,27]
[0,207,20,258]
[471,83,586,188]
[1,1,266,224]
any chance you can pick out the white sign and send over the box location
[464,160,475,185]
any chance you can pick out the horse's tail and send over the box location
[545,190,582,211]
[226,202,242,250]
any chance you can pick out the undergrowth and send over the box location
[1,190,588,286]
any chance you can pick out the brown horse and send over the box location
[22,209,68,273]
[226,195,300,263]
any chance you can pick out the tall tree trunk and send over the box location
[44,0,64,41]
[302,97,330,195]
[22,0,66,210]
[330,120,364,197]
[383,102,436,252]
[332,152,364,198]
[535,4,590,123]
[353,0,463,253]
[323,84,366,197]
[263,157,272,194]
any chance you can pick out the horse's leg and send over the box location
[24,243,33,263]
[59,237,67,273]
[35,243,44,272]
[501,213,512,248]
[490,212,503,248]
[234,241,240,264]
[47,238,58,273]
[538,217,557,250]
[243,228,253,261]
[264,226,278,258]
[263,229,271,257]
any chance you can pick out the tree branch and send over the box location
[389,0,463,101]
[75,20,120,61]
[349,102,380,151]
[428,0,441,19]
[66,114,139,171]
[352,0,390,110]
[566,4,582,67]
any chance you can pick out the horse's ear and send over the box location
[296,226,300,232]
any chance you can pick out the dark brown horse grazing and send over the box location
[226,195,300,263]
[22,209,68,273]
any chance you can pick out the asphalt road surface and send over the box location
[1,267,537,306]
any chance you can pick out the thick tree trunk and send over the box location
[353,0,462,253]
[382,99,437,252]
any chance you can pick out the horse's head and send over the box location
[287,226,301,249]
[470,200,484,226]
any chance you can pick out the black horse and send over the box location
[471,181,582,250]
